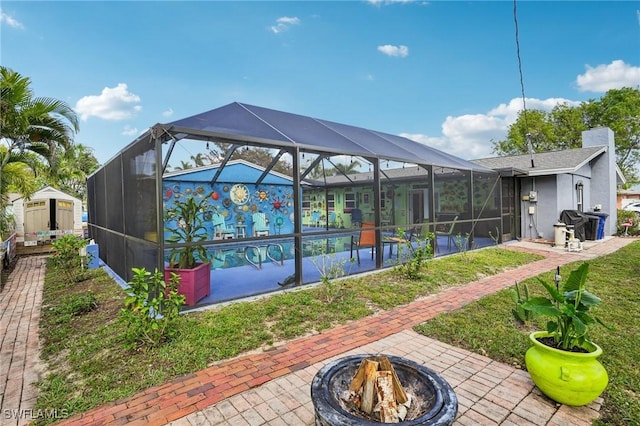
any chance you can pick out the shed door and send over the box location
[56,199,74,230]
[24,200,49,234]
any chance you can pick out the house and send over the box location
[163,159,295,239]
[12,186,84,243]
[471,127,623,242]
[617,186,640,209]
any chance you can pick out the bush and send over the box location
[119,267,186,347]
[617,209,639,235]
[50,235,90,283]
[393,230,434,280]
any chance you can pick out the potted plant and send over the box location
[164,193,212,306]
[521,263,609,406]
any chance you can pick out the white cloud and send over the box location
[162,108,174,117]
[377,44,409,58]
[0,8,24,29]
[576,60,640,92]
[269,16,300,34]
[488,97,579,124]
[400,96,578,160]
[122,125,138,136]
[75,83,142,121]
[367,0,416,6]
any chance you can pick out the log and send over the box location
[349,359,368,392]
[375,370,400,423]
[360,359,380,414]
[377,356,408,404]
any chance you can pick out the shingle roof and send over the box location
[470,146,606,176]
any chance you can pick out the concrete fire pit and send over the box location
[311,354,458,425]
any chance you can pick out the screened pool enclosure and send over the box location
[87,102,502,307]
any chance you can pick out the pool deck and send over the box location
[0,236,635,425]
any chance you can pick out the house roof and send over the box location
[157,102,493,173]
[163,159,293,185]
[471,146,607,177]
[11,186,81,203]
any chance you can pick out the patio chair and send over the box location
[436,215,458,252]
[351,208,362,228]
[252,212,270,236]
[311,211,321,227]
[328,212,336,227]
[350,222,376,265]
[212,213,235,239]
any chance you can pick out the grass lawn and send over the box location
[34,246,539,423]
[415,240,640,426]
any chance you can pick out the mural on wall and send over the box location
[163,181,296,240]
[436,180,469,213]
[162,161,297,247]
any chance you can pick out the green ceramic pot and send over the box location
[525,331,608,406]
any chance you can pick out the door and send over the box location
[501,178,518,241]
[24,199,49,235]
[56,199,74,231]
[409,190,424,224]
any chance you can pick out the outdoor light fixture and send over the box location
[576,181,584,212]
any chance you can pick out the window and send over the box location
[327,193,335,210]
[345,192,356,209]
[302,194,311,210]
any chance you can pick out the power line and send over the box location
[513,0,534,167]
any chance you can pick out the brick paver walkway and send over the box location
[0,256,47,426]
[0,238,635,425]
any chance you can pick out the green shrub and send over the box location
[617,209,639,235]
[393,230,434,280]
[119,267,185,347]
[50,235,89,283]
[510,281,532,323]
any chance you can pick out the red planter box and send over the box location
[164,262,211,307]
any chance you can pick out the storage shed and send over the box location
[12,186,84,243]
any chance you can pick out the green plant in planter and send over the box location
[521,263,610,406]
[522,263,608,350]
[164,194,212,268]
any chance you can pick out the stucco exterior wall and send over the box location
[519,176,559,240]
[582,128,618,236]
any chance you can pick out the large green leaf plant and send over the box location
[522,263,609,351]
[164,194,212,269]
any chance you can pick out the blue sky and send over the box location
[2,1,639,165]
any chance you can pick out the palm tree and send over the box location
[333,159,362,176]
[173,160,194,171]
[190,153,209,167]
[0,67,79,197]
[49,144,100,200]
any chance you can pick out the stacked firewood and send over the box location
[341,356,413,423]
